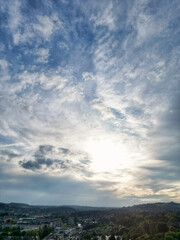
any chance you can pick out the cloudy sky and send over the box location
[0,0,179,207]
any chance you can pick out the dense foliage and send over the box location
[110,211,180,240]
[0,226,53,240]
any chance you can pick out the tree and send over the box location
[109,234,115,240]
[25,230,39,237]
[156,222,168,233]
[11,227,21,236]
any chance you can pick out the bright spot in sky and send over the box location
[85,136,134,172]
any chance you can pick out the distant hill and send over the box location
[0,202,107,211]
[0,202,76,215]
[62,205,108,211]
[116,202,180,214]
[0,202,179,216]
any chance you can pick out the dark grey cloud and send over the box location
[38,145,54,154]
[19,145,56,170]
[0,149,21,161]
[148,93,180,168]
[19,145,92,176]
[20,160,42,170]
[59,148,70,154]
[109,108,125,119]
[0,150,20,159]
[140,165,180,185]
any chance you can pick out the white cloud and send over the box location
[0,59,8,70]
[0,43,5,51]
[2,0,62,44]
[33,15,62,40]
[35,48,49,63]
[58,42,70,52]
[90,2,116,31]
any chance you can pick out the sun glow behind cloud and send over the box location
[85,136,138,172]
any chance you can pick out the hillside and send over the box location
[0,202,179,216]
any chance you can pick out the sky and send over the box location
[0,0,179,207]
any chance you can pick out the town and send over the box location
[0,202,180,240]
[0,208,120,240]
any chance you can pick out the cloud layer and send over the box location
[0,0,179,206]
